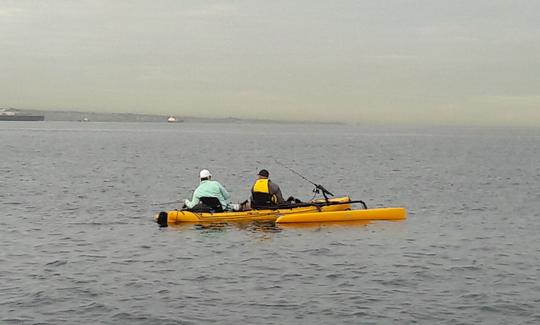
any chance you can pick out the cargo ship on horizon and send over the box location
[0,109,44,121]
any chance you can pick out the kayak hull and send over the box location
[157,197,353,224]
[275,207,407,223]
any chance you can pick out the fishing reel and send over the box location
[313,184,334,202]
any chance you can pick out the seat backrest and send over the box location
[199,197,224,212]
[251,192,274,209]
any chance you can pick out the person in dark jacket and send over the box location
[250,169,285,208]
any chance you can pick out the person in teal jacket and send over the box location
[184,169,232,210]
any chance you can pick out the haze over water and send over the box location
[1,121,540,324]
[2,1,540,126]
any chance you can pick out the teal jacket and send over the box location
[186,180,231,209]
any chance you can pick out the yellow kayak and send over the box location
[156,197,350,224]
[155,197,407,226]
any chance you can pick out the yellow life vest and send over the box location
[253,179,270,194]
[252,179,277,205]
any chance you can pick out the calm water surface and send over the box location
[1,121,539,324]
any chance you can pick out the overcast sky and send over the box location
[1,0,539,126]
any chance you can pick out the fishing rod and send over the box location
[274,160,334,201]
[151,200,181,206]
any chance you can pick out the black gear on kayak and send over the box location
[157,211,168,227]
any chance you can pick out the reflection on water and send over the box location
[166,220,378,232]
[169,221,284,234]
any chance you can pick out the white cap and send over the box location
[199,169,212,179]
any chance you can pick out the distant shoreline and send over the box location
[7,108,343,125]
[4,108,539,131]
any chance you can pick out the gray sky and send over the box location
[1,0,540,126]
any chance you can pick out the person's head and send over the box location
[200,169,212,181]
[257,169,269,179]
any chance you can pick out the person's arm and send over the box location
[185,187,201,208]
[269,181,285,203]
[219,182,231,201]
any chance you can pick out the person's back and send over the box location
[193,180,229,204]
[185,170,232,210]
[251,169,284,208]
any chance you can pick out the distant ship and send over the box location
[0,109,44,121]
[167,116,177,123]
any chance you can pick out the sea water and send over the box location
[1,121,539,324]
